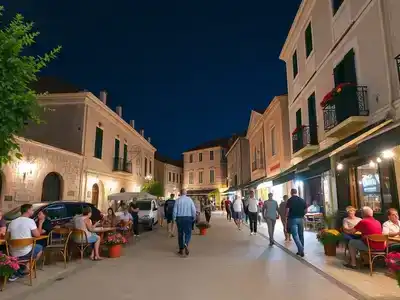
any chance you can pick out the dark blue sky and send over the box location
[7,0,300,159]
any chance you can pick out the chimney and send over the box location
[129,120,135,129]
[116,106,122,117]
[140,129,144,136]
[99,90,107,104]
[148,137,151,143]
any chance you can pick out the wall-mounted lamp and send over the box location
[382,149,394,159]
[18,160,36,180]
[336,163,344,171]
[145,175,153,181]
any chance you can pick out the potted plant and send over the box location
[0,252,19,289]
[316,229,342,256]
[196,222,211,235]
[386,252,400,287]
[103,233,127,258]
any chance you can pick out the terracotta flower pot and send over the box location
[199,228,207,236]
[108,244,122,258]
[323,244,337,256]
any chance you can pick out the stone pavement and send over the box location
[254,219,399,300]
[3,215,375,300]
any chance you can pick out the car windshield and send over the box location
[135,201,152,210]
[4,203,47,221]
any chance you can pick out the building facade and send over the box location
[183,139,229,206]
[0,137,83,211]
[23,91,156,212]
[226,136,251,200]
[278,0,400,216]
[154,154,183,199]
[245,96,292,202]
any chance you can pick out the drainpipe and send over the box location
[378,0,395,117]
[79,101,89,201]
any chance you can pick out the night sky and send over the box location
[5,0,301,159]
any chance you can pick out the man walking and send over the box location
[232,195,243,230]
[279,195,291,241]
[286,189,307,257]
[247,189,259,236]
[164,194,176,237]
[225,198,232,221]
[173,189,196,256]
[263,193,279,246]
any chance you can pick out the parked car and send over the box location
[136,199,158,230]
[3,201,102,227]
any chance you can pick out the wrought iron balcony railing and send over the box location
[113,157,132,173]
[292,125,318,154]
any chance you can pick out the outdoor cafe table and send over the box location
[91,227,116,242]
[389,236,400,243]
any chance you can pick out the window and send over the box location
[199,171,203,184]
[210,169,215,184]
[395,55,400,83]
[66,203,83,217]
[332,0,344,15]
[149,160,152,174]
[123,144,128,164]
[356,160,399,213]
[168,172,172,182]
[189,154,193,163]
[114,138,120,158]
[199,153,203,162]
[144,157,148,176]
[259,142,264,167]
[44,204,67,221]
[189,172,194,184]
[305,22,313,57]
[173,173,176,182]
[210,150,214,161]
[271,127,276,156]
[292,50,298,78]
[180,174,182,183]
[94,127,103,159]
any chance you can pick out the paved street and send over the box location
[22,214,356,300]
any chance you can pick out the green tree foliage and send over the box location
[141,180,164,197]
[0,6,61,166]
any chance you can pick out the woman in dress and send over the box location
[103,207,118,227]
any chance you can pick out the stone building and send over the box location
[154,153,183,199]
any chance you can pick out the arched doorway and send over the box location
[41,172,63,202]
[92,184,99,208]
[120,188,125,193]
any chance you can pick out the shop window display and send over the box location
[356,163,381,212]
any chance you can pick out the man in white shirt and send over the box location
[232,195,243,230]
[247,189,259,235]
[7,204,43,281]
[383,208,400,236]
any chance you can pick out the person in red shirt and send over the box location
[224,198,232,221]
[344,206,384,269]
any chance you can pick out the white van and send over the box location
[136,199,158,230]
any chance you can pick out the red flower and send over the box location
[292,125,306,135]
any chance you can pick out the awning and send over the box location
[186,189,215,196]
[357,121,400,156]
[271,166,296,186]
[244,176,267,189]
[295,157,331,181]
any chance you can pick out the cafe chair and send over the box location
[71,229,90,262]
[365,234,389,276]
[5,238,38,287]
[43,228,72,269]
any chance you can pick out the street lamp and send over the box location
[145,175,153,181]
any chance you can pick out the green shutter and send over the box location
[305,23,313,57]
[123,144,128,164]
[296,109,302,128]
[292,51,298,78]
[114,139,120,158]
[94,127,103,159]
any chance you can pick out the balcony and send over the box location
[323,85,369,138]
[292,125,319,158]
[113,157,132,173]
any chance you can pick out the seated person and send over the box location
[307,201,321,213]
[344,206,385,269]
[382,208,400,251]
[0,209,6,238]
[103,208,118,227]
[73,207,102,261]
[117,206,133,230]
[7,204,43,281]
[342,206,362,240]
[36,210,53,247]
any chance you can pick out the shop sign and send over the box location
[361,174,380,193]
[270,163,280,172]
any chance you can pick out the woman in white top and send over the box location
[73,207,102,261]
[342,206,361,241]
